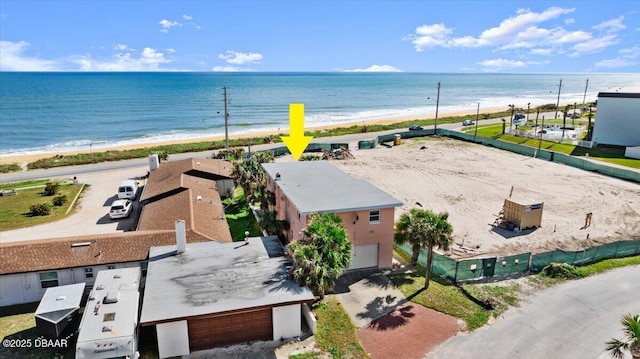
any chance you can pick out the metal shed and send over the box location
[35,282,86,340]
[503,196,544,230]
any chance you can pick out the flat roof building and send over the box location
[140,236,314,358]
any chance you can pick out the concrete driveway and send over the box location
[0,165,148,243]
[427,265,640,359]
[333,269,408,328]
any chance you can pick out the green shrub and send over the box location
[29,203,51,216]
[541,263,583,279]
[52,195,68,206]
[43,182,60,196]
[0,163,21,173]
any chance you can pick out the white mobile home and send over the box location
[76,268,141,359]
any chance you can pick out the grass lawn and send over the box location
[388,267,491,331]
[222,187,263,242]
[462,124,640,169]
[0,181,85,231]
[311,296,369,359]
[0,302,74,358]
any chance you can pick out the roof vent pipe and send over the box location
[176,220,187,254]
[275,172,281,181]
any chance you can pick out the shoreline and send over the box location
[0,106,505,165]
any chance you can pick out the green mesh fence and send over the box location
[397,240,638,281]
[494,252,531,276]
[394,243,457,280]
[454,259,485,281]
[530,240,640,272]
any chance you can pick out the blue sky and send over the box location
[1,0,639,72]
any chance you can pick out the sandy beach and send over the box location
[0,107,503,166]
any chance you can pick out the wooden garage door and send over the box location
[188,308,273,351]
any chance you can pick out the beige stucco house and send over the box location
[262,161,402,269]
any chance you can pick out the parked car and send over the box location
[109,199,133,219]
[408,125,423,131]
[514,113,525,120]
[462,120,474,126]
[117,180,139,200]
[570,112,581,118]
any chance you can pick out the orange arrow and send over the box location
[281,104,313,160]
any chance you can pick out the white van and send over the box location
[117,180,139,200]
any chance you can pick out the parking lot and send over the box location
[0,165,148,243]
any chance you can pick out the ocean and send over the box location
[1,72,639,156]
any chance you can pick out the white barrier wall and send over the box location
[157,321,190,358]
[302,303,317,334]
[625,146,640,159]
[273,304,302,340]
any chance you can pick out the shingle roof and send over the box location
[138,158,233,242]
[0,230,212,275]
[262,161,402,214]
[140,158,234,202]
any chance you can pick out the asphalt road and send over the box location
[427,265,640,359]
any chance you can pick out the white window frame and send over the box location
[84,267,94,279]
[39,271,59,289]
[369,210,381,224]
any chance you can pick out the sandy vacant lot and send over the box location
[329,137,640,258]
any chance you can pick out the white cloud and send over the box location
[530,48,553,56]
[0,40,60,71]
[406,6,576,51]
[565,18,575,25]
[403,23,454,51]
[182,15,192,20]
[159,19,181,33]
[477,58,527,71]
[218,50,263,65]
[594,45,640,68]
[592,16,626,33]
[594,58,638,68]
[113,44,130,51]
[342,65,402,72]
[570,34,619,56]
[74,46,172,71]
[212,66,247,72]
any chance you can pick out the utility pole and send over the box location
[555,79,562,119]
[539,116,545,152]
[223,86,229,156]
[474,102,479,142]
[583,78,589,107]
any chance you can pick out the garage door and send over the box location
[349,244,379,269]
[188,308,272,351]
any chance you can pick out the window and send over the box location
[84,268,94,278]
[107,265,116,270]
[369,210,380,224]
[297,212,301,221]
[39,272,59,289]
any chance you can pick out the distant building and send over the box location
[592,92,640,147]
[262,161,402,269]
[140,235,314,358]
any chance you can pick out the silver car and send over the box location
[109,199,133,219]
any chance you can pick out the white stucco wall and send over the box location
[272,304,302,340]
[302,303,317,334]
[0,262,140,307]
[216,179,234,198]
[592,94,640,147]
[156,321,190,358]
[625,146,640,159]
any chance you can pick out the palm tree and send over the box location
[394,208,453,289]
[288,213,351,299]
[606,313,640,359]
